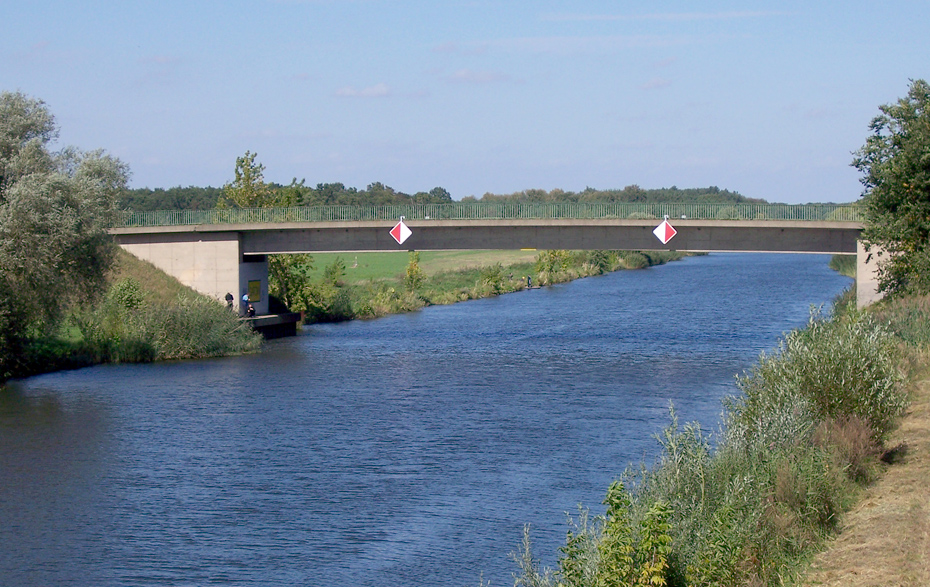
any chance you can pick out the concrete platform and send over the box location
[240,313,301,339]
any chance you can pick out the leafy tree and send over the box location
[0,91,128,379]
[854,79,930,295]
[217,150,273,208]
[217,152,314,312]
[322,256,346,286]
[268,253,314,310]
[120,185,223,211]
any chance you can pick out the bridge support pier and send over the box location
[115,231,270,315]
[856,240,883,309]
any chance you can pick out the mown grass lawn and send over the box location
[306,250,540,284]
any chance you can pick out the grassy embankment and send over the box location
[7,249,262,381]
[802,295,930,586]
[296,249,689,323]
[510,261,928,587]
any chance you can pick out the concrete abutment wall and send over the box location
[114,231,269,315]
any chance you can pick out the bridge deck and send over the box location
[111,218,863,255]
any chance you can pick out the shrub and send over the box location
[478,263,505,295]
[404,251,426,292]
[620,252,650,270]
[557,507,601,587]
[74,282,261,362]
[730,311,905,443]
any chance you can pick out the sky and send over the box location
[3,1,929,203]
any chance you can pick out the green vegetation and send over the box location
[0,92,260,383]
[120,185,222,211]
[855,78,930,296]
[0,91,126,381]
[467,185,759,204]
[73,250,261,364]
[828,254,856,278]
[121,183,759,212]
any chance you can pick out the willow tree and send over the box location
[854,79,930,296]
[0,91,128,379]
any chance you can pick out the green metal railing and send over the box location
[112,202,864,228]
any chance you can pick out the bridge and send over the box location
[109,202,877,315]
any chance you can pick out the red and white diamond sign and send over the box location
[653,219,677,245]
[390,219,412,245]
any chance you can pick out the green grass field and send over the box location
[307,250,540,284]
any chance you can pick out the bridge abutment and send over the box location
[115,231,270,315]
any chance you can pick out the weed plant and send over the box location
[873,293,930,348]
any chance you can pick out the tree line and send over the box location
[120,180,760,211]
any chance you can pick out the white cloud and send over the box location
[335,83,391,97]
[447,69,512,84]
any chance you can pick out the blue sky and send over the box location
[3,1,929,203]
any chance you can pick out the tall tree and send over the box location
[217,150,273,208]
[854,79,930,295]
[216,151,314,310]
[0,91,128,379]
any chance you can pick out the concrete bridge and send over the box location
[109,203,877,313]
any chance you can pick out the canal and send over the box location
[0,253,852,586]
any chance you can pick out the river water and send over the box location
[0,253,851,587]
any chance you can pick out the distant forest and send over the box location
[119,183,763,211]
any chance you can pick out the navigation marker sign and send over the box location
[390,218,412,245]
[653,218,677,245]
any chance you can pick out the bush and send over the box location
[730,311,905,443]
[75,283,261,362]
[619,252,650,270]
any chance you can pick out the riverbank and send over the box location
[0,249,262,384]
[297,249,691,323]
[802,299,930,587]
[0,248,689,384]
[512,286,925,586]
